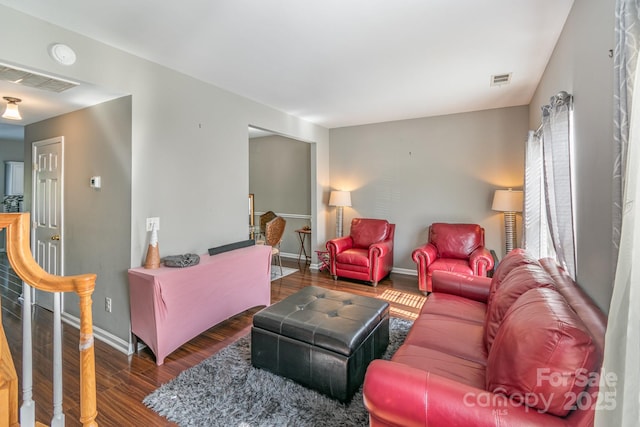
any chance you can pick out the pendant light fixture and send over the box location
[2,97,22,120]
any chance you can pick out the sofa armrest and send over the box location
[411,242,438,266]
[326,236,353,254]
[326,236,353,276]
[412,243,438,292]
[431,270,492,302]
[469,246,495,276]
[369,239,393,258]
[364,360,570,427]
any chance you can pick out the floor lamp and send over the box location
[492,188,523,254]
[329,190,352,237]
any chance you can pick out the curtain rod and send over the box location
[533,123,543,138]
[534,90,573,137]
[549,90,572,106]
[540,91,573,112]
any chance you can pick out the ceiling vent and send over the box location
[0,63,78,93]
[490,73,512,87]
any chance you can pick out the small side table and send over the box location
[295,228,312,264]
[316,250,330,271]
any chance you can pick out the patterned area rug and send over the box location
[143,317,413,427]
[270,266,298,281]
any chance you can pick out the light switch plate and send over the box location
[146,217,160,231]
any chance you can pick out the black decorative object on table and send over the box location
[208,239,255,256]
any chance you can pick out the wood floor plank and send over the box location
[2,258,422,426]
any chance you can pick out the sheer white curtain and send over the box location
[612,0,640,265]
[523,130,553,259]
[523,92,575,275]
[595,23,640,427]
[541,92,577,279]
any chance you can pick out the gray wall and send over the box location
[529,0,615,312]
[249,134,311,256]
[329,105,529,271]
[1,5,330,346]
[24,97,132,339]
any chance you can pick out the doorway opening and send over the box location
[248,126,313,264]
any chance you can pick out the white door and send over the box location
[32,137,64,310]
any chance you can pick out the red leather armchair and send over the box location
[412,223,494,293]
[326,218,395,286]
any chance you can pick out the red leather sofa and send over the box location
[412,223,494,293]
[326,218,395,286]
[363,249,607,426]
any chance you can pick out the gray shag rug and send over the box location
[144,317,413,427]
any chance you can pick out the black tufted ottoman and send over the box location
[251,286,389,402]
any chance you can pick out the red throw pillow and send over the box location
[486,288,598,417]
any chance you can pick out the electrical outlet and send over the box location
[105,297,112,313]
[146,217,160,231]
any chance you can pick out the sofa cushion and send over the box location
[336,248,370,267]
[427,258,474,276]
[486,288,598,417]
[484,264,556,351]
[485,249,540,316]
[490,249,540,291]
[420,292,487,324]
[405,313,487,365]
[350,218,389,249]
[392,344,486,390]
[430,223,482,260]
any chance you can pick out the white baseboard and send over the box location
[279,251,299,260]
[62,312,132,355]
[392,267,417,276]
[279,251,323,270]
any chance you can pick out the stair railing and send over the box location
[0,213,98,427]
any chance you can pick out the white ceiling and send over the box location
[0,0,574,134]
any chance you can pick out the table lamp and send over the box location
[329,190,352,237]
[492,188,523,254]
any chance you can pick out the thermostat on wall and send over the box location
[90,176,101,188]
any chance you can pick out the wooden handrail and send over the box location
[0,213,98,427]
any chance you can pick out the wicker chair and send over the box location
[265,216,286,276]
[258,211,277,241]
[260,211,277,232]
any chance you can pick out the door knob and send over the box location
[51,234,60,241]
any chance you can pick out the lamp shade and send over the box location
[492,189,523,212]
[329,190,352,207]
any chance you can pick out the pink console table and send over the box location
[128,244,272,365]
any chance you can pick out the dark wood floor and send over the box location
[1,257,423,426]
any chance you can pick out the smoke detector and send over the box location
[49,43,77,66]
